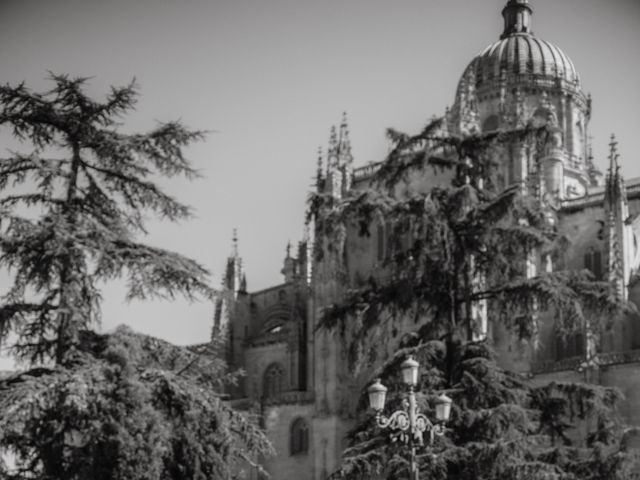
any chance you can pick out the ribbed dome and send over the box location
[472,33,580,86]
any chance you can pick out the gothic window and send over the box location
[584,249,603,280]
[290,418,309,455]
[263,363,285,399]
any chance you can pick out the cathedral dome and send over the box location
[455,0,583,99]
[471,33,580,87]
[449,0,594,199]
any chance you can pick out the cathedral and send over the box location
[214,1,640,478]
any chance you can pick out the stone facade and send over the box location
[216,1,640,478]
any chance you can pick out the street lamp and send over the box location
[367,356,453,480]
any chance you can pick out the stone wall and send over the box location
[263,403,315,480]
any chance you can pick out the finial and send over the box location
[609,134,618,156]
[608,134,621,173]
[329,125,338,146]
[501,0,533,39]
[316,146,324,183]
[341,111,348,127]
[328,126,338,165]
[232,228,239,256]
[286,241,291,258]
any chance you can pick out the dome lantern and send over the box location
[501,0,533,39]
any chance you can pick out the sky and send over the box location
[0,0,639,368]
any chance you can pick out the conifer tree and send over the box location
[310,119,637,479]
[0,326,272,479]
[0,74,210,364]
[0,75,271,479]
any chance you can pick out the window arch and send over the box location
[263,363,285,399]
[290,417,309,455]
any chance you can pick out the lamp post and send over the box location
[367,356,452,480]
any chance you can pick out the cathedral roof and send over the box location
[472,33,580,86]
[457,1,581,96]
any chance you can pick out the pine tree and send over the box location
[0,75,271,478]
[310,119,638,479]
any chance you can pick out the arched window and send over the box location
[263,363,285,399]
[290,418,309,455]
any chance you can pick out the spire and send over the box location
[316,146,324,191]
[327,125,339,169]
[213,229,245,340]
[232,228,239,257]
[325,113,354,198]
[501,0,533,39]
[604,134,630,301]
[337,111,353,166]
[606,134,624,208]
[281,240,297,282]
[608,134,620,172]
[223,229,243,296]
[586,135,602,186]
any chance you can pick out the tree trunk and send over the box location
[55,139,82,364]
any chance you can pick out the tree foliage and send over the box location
[0,74,211,364]
[310,119,638,479]
[0,76,271,479]
[0,326,273,480]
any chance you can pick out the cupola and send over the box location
[501,0,533,38]
[449,0,594,197]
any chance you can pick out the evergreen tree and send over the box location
[0,326,272,479]
[310,119,637,479]
[0,74,210,364]
[0,75,271,478]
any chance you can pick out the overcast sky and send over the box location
[0,0,639,368]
